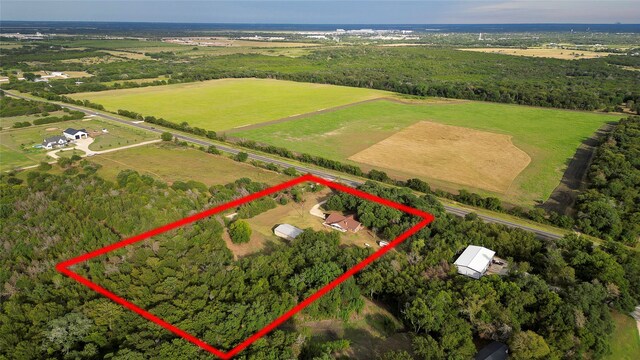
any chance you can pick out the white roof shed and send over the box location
[454,245,495,279]
[273,224,304,240]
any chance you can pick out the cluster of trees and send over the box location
[334,181,640,359]
[0,95,61,117]
[2,160,639,358]
[576,116,640,244]
[0,168,365,358]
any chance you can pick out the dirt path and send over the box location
[540,122,615,215]
[224,97,467,134]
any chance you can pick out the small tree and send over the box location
[234,152,249,162]
[229,221,251,244]
[160,132,173,141]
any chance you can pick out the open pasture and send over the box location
[233,100,616,205]
[91,143,288,186]
[459,47,617,60]
[349,121,531,193]
[69,78,389,131]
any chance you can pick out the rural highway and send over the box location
[6,91,563,241]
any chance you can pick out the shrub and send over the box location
[160,132,173,141]
[229,221,251,244]
[234,152,249,162]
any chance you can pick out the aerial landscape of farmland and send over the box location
[1,4,639,359]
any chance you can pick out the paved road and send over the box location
[6,91,564,241]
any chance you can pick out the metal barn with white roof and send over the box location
[454,245,496,279]
[273,224,304,241]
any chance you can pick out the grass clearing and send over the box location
[230,189,382,259]
[459,47,617,60]
[233,99,616,205]
[605,311,640,360]
[293,297,410,359]
[68,78,389,131]
[87,120,157,151]
[91,143,289,186]
[349,121,531,193]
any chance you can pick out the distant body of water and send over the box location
[1,21,639,34]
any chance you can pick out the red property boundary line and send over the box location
[56,174,435,359]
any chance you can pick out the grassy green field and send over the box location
[606,311,640,360]
[69,78,389,131]
[0,111,67,129]
[91,143,289,186]
[233,100,616,205]
[0,118,156,170]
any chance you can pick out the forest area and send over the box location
[2,43,640,112]
[1,154,639,359]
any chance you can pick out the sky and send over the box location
[1,1,639,24]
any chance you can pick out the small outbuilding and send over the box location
[454,245,495,279]
[475,341,508,360]
[42,135,68,149]
[273,224,304,241]
[63,128,88,140]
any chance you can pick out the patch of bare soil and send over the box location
[349,121,531,193]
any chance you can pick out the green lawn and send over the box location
[233,100,616,205]
[90,143,289,186]
[606,311,640,360]
[69,78,389,131]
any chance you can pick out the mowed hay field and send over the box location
[349,121,531,193]
[90,143,288,186]
[233,100,616,205]
[69,79,389,131]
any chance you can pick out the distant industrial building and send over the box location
[454,245,496,279]
[273,224,304,240]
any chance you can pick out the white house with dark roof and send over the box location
[454,245,496,279]
[42,135,68,149]
[63,128,88,140]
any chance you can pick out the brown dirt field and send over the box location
[349,121,531,193]
[459,47,617,60]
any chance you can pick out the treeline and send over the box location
[576,116,640,245]
[32,108,85,125]
[0,95,61,117]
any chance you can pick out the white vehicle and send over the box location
[379,241,389,247]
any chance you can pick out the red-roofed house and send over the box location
[323,213,362,233]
